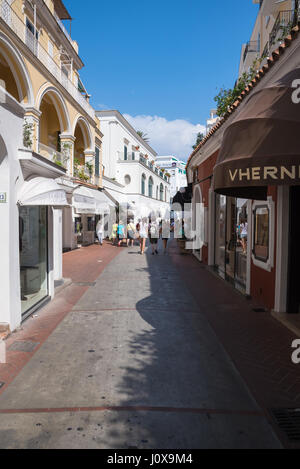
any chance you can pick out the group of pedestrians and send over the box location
[108,218,172,255]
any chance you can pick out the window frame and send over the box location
[251,198,275,272]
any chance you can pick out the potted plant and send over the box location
[23,121,33,149]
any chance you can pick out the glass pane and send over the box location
[19,206,48,315]
[225,197,237,281]
[215,194,226,277]
[235,199,248,288]
[254,207,269,261]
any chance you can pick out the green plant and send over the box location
[192,132,204,150]
[78,169,89,182]
[23,121,33,149]
[214,65,257,117]
[53,154,64,167]
[137,130,150,143]
[73,158,81,177]
[85,161,94,177]
[277,21,293,43]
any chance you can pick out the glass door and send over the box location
[19,206,48,316]
[215,194,226,278]
[235,199,248,290]
[215,196,248,292]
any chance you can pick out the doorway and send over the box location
[287,186,300,314]
[215,195,248,292]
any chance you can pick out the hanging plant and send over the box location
[85,161,94,177]
[23,121,33,149]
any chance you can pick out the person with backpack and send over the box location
[127,219,136,247]
[149,217,159,255]
[117,221,126,247]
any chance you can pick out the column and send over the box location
[23,107,42,153]
[60,134,76,176]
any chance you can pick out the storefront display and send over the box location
[215,195,248,291]
[19,206,48,316]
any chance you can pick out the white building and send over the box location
[96,110,171,219]
[155,156,187,199]
[206,109,220,134]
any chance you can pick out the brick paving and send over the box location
[0,239,298,448]
[0,241,120,398]
[169,242,300,448]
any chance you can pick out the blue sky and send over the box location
[64,0,259,159]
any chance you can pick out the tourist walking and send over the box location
[111,222,118,245]
[160,219,170,255]
[96,218,104,246]
[127,219,136,247]
[117,221,126,247]
[149,217,159,255]
[139,217,148,255]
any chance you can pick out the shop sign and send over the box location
[0,192,7,203]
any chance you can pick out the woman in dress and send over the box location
[139,217,148,255]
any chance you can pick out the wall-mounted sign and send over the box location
[0,192,7,203]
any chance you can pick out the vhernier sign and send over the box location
[229,165,300,184]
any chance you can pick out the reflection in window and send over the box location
[19,206,48,315]
[253,206,269,262]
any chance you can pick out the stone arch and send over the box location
[73,115,93,151]
[0,32,33,105]
[36,84,71,133]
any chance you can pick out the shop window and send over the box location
[19,206,48,317]
[87,217,95,232]
[253,206,269,262]
[74,217,82,234]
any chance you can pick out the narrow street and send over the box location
[0,241,281,449]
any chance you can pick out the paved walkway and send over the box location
[0,241,281,449]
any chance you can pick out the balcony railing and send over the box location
[117,152,169,182]
[0,0,95,120]
[38,142,68,168]
[269,10,294,46]
[243,40,259,63]
[53,11,73,47]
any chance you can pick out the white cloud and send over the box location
[124,114,206,161]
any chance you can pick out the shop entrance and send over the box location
[19,206,48,318]
[215,195,248,292]
[287,186,300,314]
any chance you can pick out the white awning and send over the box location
[73,186,96,214]
[17,177,68,206]
[94,190,116,215]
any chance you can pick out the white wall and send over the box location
[0,92,24,331]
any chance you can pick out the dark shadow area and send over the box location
[97,239,276,449]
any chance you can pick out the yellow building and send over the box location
[0,0,110,330]
[0,0,103,184]
[239,0,297,77]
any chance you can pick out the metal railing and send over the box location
[243,40,259,63]
[53,11,73,46]
[118,152,169,182]
[0,0,95,120]
[269,10,294,46]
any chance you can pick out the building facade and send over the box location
[0,0,105,332]
[155,156,187,200]
[239,0,296,77]
[96,110,171,220]
[187,3,300,319]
